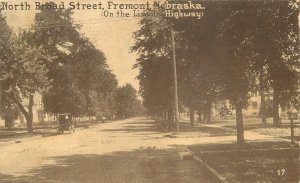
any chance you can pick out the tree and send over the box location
[132,15,176,122]
[263,1,299,127]
[212,2,256,143]
[0,10,19,128]
[27,2,83,115]
[114,84,142,119]
[133,6,224,128]
[236,1,299,127]
[214,1,299,141]
[1,38,51,132]
[71,38,118,117]
[132,1,299,142]
[0,81,19,128]
[0,10,52,132]
[28,1,118,118]
[174,3,226,125]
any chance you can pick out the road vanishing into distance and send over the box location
[0,118,212,183]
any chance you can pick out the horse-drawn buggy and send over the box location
[57,113,75,134]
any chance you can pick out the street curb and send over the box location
[189,150,228,183]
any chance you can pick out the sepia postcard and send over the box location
[0,0,299,182]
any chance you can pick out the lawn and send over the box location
[255,127,300,141]
[189,142,300,183]
[210,118,300,141]
[158,120,235,136]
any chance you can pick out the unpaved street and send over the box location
[0,118,212,183]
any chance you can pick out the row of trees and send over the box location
[132,1,299,143]
[0,2,142,132]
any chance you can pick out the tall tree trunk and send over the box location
[0,81,2,102]
[259,67,267,125]
[9,93,34,133]
[162,111,165,120]
[260,91,267,125]
[189,106,194,127]
[204,100,212,123]
[273,87,280,127]
[198,112,202,122]
[168,107,173,125]
[236,103,244,144]
[4,118,13,129]
[4,118,10,128]
[27,95,34,133]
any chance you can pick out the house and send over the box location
[0,92,46,127]
[20,93,45,124]
[212,91,276,119]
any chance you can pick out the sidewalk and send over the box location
[0,120,105,144]
[178,118,298,142]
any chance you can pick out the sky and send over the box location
[3,0,145,91]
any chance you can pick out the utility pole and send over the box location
[171,28,179,133]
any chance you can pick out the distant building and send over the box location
[0,92,46,126]
[243,91,274,118]
[20,93,45,124]
[212,91,276,119]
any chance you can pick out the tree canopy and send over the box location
[0,1,120,132]
[132,0,299,143]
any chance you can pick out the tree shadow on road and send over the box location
[0,149,212,183]
[100,120,160,134]
[179,122,236,137]
[101,118,235,138]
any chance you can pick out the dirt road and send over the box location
[0,118,212,183]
